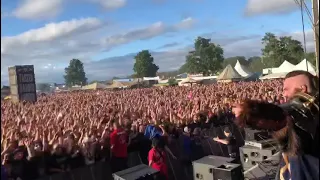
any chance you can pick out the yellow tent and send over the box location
[106,81,126,89]
[179,77,199,86]
[82,82,107,90]
[4,96,11,100]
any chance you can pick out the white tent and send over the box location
[293,59,316,75]
[234,60,252,77]
[277,61,295,73]
[143,76,160,81]
[260,72,287,80]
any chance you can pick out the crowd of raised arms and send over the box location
[1,80,283,180]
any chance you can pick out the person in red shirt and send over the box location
[110,121,128,173]
[148,137,168,180]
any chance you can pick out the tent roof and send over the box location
[217,64,243,80]
[180,77,198,84]
[293,59,316,75]
[260,72,287,80]
[234,60,252,77]
[82,82,107,90]
[107,81,126,88]
[277,61,295,73]
[107,81,137,88]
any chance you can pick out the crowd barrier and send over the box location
[36,123,245,180]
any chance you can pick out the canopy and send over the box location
[106,81,138,89]
[82,82,107,90]
[106,81,127,89]
[277,60,295,73]
[234,60,252,77]
[4,96,11,100]
[143,76,160,81]
[293,59,316,75]
[217,64,243,80]
[180,77,198,84]
[259,72,287,80]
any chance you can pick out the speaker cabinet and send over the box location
[213,163,244,180]
[8,65,37,103]
[239,146,277,170]
[113,164,159,180]
[193,155,235,180]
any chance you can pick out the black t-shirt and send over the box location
[152,135,167,149]
[188,122,200,133]
[190,136,204,160]
[47,154,69,175]
[7,149,29,180]
[8,159,28,180]
[226,136,237,155]
[169,128,179,139]
[67,149,85,170]
[97,139,111,161]
[136,133,152,164]
[26,152,51,179]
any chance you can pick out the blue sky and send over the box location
[1,0,315,84]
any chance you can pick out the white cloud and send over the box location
[13,0,63,20]
[1,28,315,85]
[174,17,195,29]
[1,17,196,84]
[245,0,298,16]
[78,29,315,81]
[91,0,126,9]
[1,17,103,68]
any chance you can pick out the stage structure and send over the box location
[8,65,37,103]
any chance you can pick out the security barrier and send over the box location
[35,124,245,180]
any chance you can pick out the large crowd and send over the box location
[1,80,284,180]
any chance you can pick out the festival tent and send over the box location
[293,59,317,75]
[82,82,107,90]
[259,72,287,80]
[106,81,139,89]
[234,60,252,77]
[244,72,262,81]
[106,81,127,89]
[179,77,199,86]
[276,60,295,73]
[217,64,243,82]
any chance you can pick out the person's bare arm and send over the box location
[24,140,34,159]
[149,160,153,166]
[213,137,229,145]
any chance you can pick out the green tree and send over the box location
[37,83,51,92]
[261,33,304,67]
[248,57,265,72]
[181,37,224,75]
[64,59,87,87]
[247,56,261,64]
[305,52,316,66]
[179,63,189,73]
[133,50,159,78]
[167,78,178,86]
[222,56,248,68]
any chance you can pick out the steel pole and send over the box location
[311,0,319,75]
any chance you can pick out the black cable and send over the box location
[293,0,319,36]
